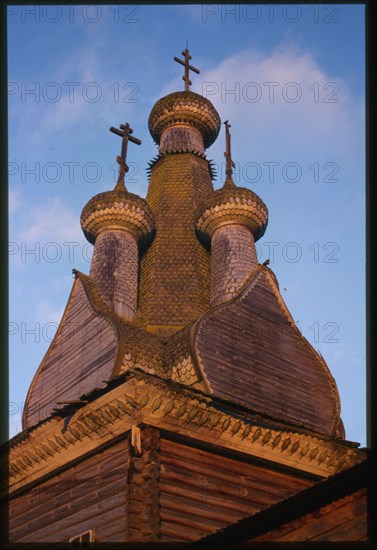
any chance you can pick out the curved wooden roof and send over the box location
[192,264,341,436]
[23,264,343,438]
[23,272,166,430]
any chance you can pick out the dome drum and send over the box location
[195,185,268,306]
[80,186,155,322]
[159,123,205,154]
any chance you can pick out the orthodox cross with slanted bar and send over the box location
[110,122,142,185]
[174,47,200,91]
[224,120,236,180]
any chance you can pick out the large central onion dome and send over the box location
[148,91,221,154]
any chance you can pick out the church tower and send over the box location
[4,49,367,543]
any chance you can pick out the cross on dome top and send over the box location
[173,47,200,91]
[110,122,142,188]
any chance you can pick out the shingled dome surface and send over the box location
[195,184,268,245]
[148,91,221,149]
[80,185,155,246]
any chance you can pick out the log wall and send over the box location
[9,437,129,542]
[159,436,312,542]
[10,428,330,543]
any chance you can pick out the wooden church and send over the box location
[4,49,368,544]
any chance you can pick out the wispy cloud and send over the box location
[17,196,81,242]
[9,195,85,270]
[191,44,363,163]
[10,37,113,145]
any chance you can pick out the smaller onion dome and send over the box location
[148,91,221,150]
[196,120,268,246]
[195,180,268,247]
[80,180,155,248]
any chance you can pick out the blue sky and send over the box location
[7,4,366,445]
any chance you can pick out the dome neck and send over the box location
[159,123,205,155]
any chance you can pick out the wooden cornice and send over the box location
[4,371,366,495]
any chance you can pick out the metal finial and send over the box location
[223,120,236,185]
[109,122,141,187]
[173,47,200,92]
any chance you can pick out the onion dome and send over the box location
[80,180,155,248]
[196,120,268,247]
[148,91,221,150]
[195,180,268,247]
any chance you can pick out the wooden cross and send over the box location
[174,47,200,91]
[109,122,141,185]
[224,120,236,180]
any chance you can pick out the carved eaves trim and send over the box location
[6,372,365,495]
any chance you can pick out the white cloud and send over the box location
[17,196,82,242]
[9,196,85,270]
[191,45,363,163]
[11,40,109,145]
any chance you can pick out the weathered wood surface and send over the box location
[195,268,339,435]
[138,154,213,329]
[253,487,367,542]
[24,278,119,429]
[9,420,361,543]
[127,427,161,542]
[159,437,311,542]
[9,435,129,542]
